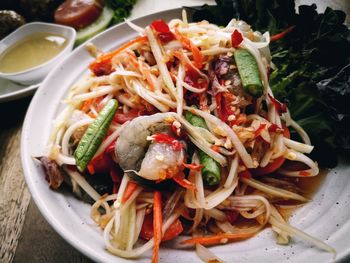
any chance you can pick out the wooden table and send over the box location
[0,1,348,263]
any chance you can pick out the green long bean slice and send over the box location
[185,109,221,185]
[74,99,118,172]
[234,48,263,97]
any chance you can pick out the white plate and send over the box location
[0,78,39,103]
[21,8,350,263]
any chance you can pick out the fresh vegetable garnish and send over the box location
[74,99,118,172]
[234,48,264,97]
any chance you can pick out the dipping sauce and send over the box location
[0,33,67,73]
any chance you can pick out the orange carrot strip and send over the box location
[181,232,255,246]
[121,181,138,203]
[172,173,197,191]
[93,36,147,65]
[89,36,148,73]
[174,28,203,69]
[152,191,162,263]
[81,98,94,112]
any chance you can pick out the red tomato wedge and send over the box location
[140,214,183,241]
[54,0,103,29]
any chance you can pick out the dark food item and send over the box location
[0,10,25,39]
[19,0,63,21]
[38,156,64,189]
[54,0,103,29]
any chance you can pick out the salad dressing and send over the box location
[0,33,67,73]
[277,170,328,220]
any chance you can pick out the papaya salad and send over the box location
[39,10,335,262]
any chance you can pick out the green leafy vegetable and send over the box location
[190,0,350,167]
[105,0,137,25]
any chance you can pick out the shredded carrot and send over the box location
[270,26,295,42]
[121,181,138,203]
[183,162,203,171]
[89,36,148,75]
[81,98,94,112]
[181,232,255,246]
[211,145,220,153]
[152,191,162,263]
[92,36,147,65]
[172,173,197,191]
[174,28,203,69]
[126,50,156,91]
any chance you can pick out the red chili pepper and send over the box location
[231,29,243,47]
[268,94,287,115]
[268,123,283,133]
[270,26,295,42]
[158,32,175,43]
[151,19,170,33]
[184,68,208,91]
[239,169,252,179]
[215,92,235,124]
[254,123,267,138]
[183,162,203,171]
[151,133,183,151]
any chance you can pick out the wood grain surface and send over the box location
[0,98,31,263]
[0,1,348,263]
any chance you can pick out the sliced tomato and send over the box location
[151,19,170,33]
[113,109,140,124]
[140,214,183,241]
[231,29,243,47]
[87,152,113,174]
[251,156,286,176]
[54,0,103,29]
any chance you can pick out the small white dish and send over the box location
[0,22,76,85]
[0,77,40,103]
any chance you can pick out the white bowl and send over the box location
[0,22,76,85]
